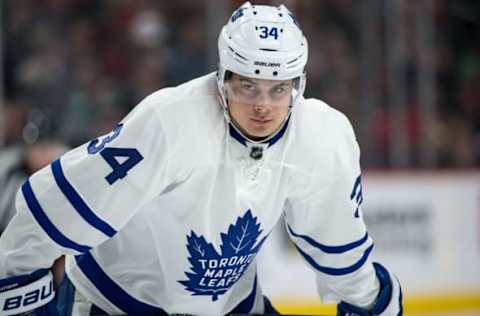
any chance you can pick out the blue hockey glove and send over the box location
[337,262,403,316]
[0,269,58,316]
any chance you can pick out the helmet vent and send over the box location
[234,57,247,65]
[287,58,298,64]
[287,63,301,69]
[260,48,277,51]
[228,45,247,61]
[234,52,247,61]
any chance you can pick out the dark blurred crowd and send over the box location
[1,0,479,168]
[2,0,209,148]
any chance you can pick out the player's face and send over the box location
[226,74,292,140]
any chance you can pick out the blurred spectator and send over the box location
[127,51,168,105]
[458,45,480,158]
[433,115,476,166]
[168,12,209,84]
[58,57,124,146]
[0,139,68,235]
[128,1,167,49]
[1,99,30,146]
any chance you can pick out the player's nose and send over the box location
[253,103,271,114]
[252,95,271,111]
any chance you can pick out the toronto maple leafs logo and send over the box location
[178,210,267,301]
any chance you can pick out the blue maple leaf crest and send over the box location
[178,210,267,301]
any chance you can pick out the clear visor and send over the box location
[224,75,301,107]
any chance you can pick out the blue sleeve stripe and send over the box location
[22,180,91,253]
[294,242,374,276]
[287,225,369,254]
[350,175,362,199]
[75,252,165,314]
[229,276,257,313]
[0,269,49,289]
[371,263,403,315]
[51,159,117,238]
[397,277,403,316]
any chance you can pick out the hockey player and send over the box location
[0,2,402,315]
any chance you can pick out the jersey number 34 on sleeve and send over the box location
[87,123,144,185]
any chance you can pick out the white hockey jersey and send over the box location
[0,72,379,315]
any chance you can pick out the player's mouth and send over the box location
[250,118,272,125]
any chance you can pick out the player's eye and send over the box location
[270,84,292,98]
[240,82,256,91]
[239,82,259,97]
[271,86,285,94]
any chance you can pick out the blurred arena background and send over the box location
[0,0,479,315]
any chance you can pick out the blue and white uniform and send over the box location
[0,73,398,315]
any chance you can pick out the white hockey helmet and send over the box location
[217,1,308,110]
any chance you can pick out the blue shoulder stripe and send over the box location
[287,225,369,254]
[22,180,91,253]
[75,252,165,314]
[51,159,117,238]
[294,243,374,276]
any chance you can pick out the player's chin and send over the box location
[246,125,276,139]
